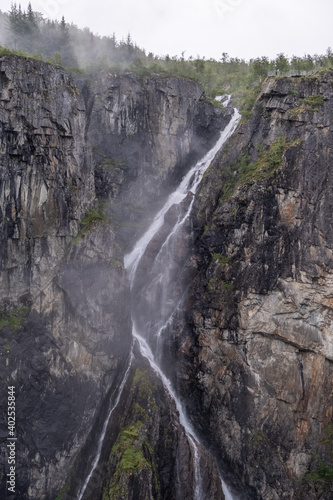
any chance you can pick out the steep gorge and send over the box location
[0,55,229,499]
[1,53,333,500]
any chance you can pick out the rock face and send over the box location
[168,72,333,499]
[75,350,224,500]
[0,56,132,500]
[0,55,229,499]
[7,53,333,500]
[84,72,231,247]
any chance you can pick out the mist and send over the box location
[1,3,333,101]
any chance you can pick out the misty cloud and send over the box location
[1,0,332,60]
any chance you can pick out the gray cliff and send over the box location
[168,72,333,499]
[4,53,333,500]
[0,56,227,499]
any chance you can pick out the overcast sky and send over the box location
[1,0,332,61]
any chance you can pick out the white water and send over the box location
[124,104,240,282]
[221,480,236,500]
[132,328,202,500]
[77,352,133,500]
[125,99,240,499]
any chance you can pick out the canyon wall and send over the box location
[4,53,333,500]
[0,55,227,499]
[168,72,333,499]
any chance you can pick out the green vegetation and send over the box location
[207,277,233,293]
[81,207,107,228]
[111,422,150,473]
[72,204,108,244]
[1,4,333,105]
[207,277,218,292]
[54,468,74,500]
[247,430,273,468]
[233,84,262,122]
[213,253,231,265]
[132,369,158,412]
[306,460,333,483]
[305,423,333,485]
[220,135,302,202]
[302,94,324,108]
[0,306,29,332]
[289,94,324,116]
[0,44,34,58]
[102,159,124,170]
[103,369,160,500]
[112,260,124,270]
[249,430,267,448]
[321,423,333,447]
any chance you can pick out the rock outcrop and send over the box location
[7,52,333,500]
[0,56,132,500]
[0,55,230,499]
[168,72,333,499]
[72,349,224,500]
[83,72,231,247]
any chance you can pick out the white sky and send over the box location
[1,0,332,61]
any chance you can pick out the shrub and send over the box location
[0,306,29,332]
[220,135,301,202]
[72,204,108,244]
[213,253,231,265]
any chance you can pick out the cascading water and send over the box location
[221,480,236,500]
[77,353,133,500]
[125,98,241,499]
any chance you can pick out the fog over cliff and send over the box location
[1,5,333,500]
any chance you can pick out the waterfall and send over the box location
[133,328,203,500]
[77,352,133,500]
[125,98,240,499]
[125,104,240,282]
[221,480,236,500]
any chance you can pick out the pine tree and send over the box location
[27,2,34,23]
[58,16,76,67]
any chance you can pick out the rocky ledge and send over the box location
[165,71,333,499]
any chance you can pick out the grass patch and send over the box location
[213,253,231,265]
[220,134,301,202]
[0,45,37,59]
[0,306,29,332]
[0,45,63,68]
[72,204,108,244]
[302,95,324,108]
[306,460,333,484]
[112,260,124,270]
[81,208,107,228]
[112,422,149,472]
[105,420,153,500]
[289,94,324,116]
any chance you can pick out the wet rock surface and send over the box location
[167,72,333,499]
[0,56,132,500]
[0,56,229,499]
[84,71,232,248]
[6,53,333,500]
[83,350,224,500]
